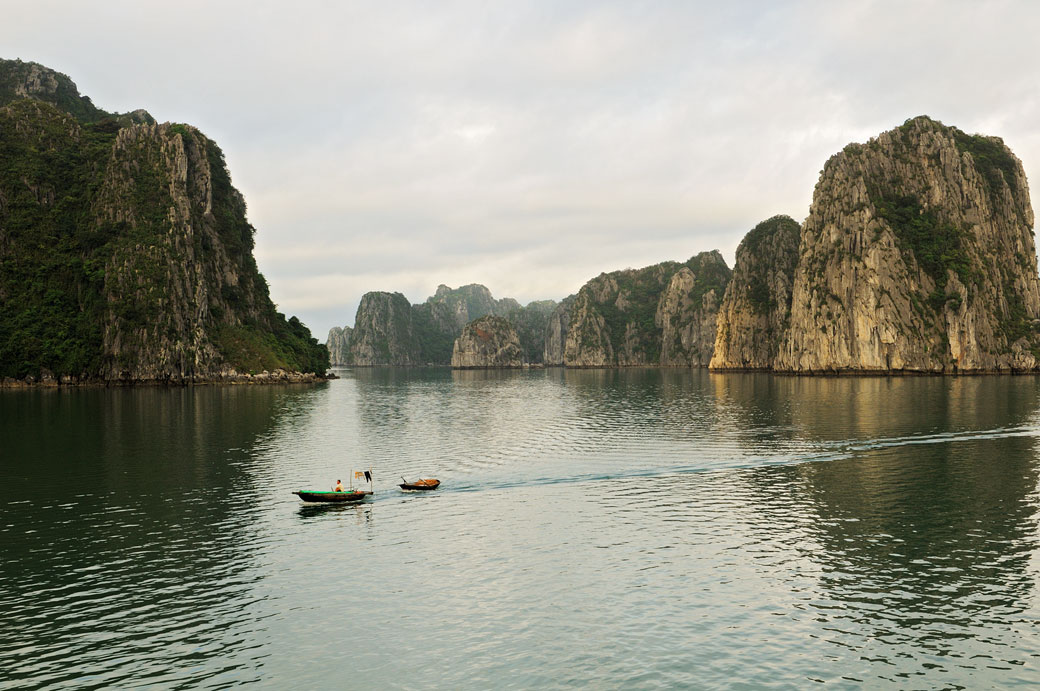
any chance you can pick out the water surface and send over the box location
[2,370,1040,688]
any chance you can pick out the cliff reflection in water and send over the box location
[724,375,1040,679]
[0,385,313,688]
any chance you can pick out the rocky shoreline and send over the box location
[0,369,335,388]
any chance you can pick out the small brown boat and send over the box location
[399,477,440,491]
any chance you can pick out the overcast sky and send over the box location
[5,1,1040,338]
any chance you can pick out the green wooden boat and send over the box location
[293,489,372,503]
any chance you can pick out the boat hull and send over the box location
[399,480,440,491]
[293,490,372,503]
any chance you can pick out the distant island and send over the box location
[3,58,1037,380]
[336,116,1040,373]
[0,59,328,386]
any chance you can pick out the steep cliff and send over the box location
[412,283,521,363]
[506,300,558,364]
[451,315,524,368]
[346,291,420,365]
[656,251,731,366]
[543,295,576,366]
[343,283,546,365]
[0,60,327,383]
[564,252,730,367]
[710,216,801,369]
[326,326,353,365]
[774,116,1040,372]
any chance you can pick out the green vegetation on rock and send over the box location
[0,60,327,381]
[871,192,972,309]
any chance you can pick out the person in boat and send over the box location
[334,479,344,492]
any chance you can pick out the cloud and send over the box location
[4,1,1040,339]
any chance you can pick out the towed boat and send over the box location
[293,489,372,503]
[399,478,440,491]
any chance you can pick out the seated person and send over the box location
[334,479,344,492]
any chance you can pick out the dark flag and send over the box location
[364,471,372,482]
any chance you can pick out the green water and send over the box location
[2,370,1039,688]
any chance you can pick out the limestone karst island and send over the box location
[3,59,1040,382]
[334,118,1040,373]
[0,59,327,386]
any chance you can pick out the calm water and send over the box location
[2,369,1040,689]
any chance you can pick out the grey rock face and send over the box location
[505,299,558,364]
[711,117,1040,373]
[711,216,801,369]
[326,326,353,365]
[347,292,420,366]
[91,121,303,381]
[564,252,730,367]
[544,295,576,366]
[451,315,524,368]
[776,116,1040,372]
[656,251,730,367]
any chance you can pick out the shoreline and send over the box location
[0,370,337,389]
[333,363,1040,376]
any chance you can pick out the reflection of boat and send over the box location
[293,489,372,503]
[399,478,440,491]
[297,502,369,519]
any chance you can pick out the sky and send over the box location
[4,1,1040,339]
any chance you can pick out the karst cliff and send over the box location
[0,59,328,384]
[563,251,731,367]
[712,116,1040,373]
[341,284,554,366]
[451,315,524,368]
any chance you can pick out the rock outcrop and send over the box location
[563,252,730,367]
[656,251,731,366]
[326,326,353,365]
[710,216,800,369]
[451,315,524,368]
[543,295,576,366]
[412,283,524,364]
[712,116,1040,373]
[346,292,420,366]
[0,58,153,125]
[341,284,554,365]
[506,300,558,364]
[0,60,327,383]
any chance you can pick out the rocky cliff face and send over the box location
[778,116,1040,372]
[712,117,1040,373]
[326,326,353,365]
[543,295,576,366]
[342,283,551,366]
[563,252,730,367]
[428,283,517,329]
[656,251,731,366]
[711,216,800,369]
[451,315,524,368]
[412,283,523,363]
[0,61,327,383]
[346,292,419,365]
[506,300,558,364]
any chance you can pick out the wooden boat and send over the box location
[399,478,440,491]
[293,489,372,503]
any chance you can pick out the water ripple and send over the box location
[2,371,1040,688]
